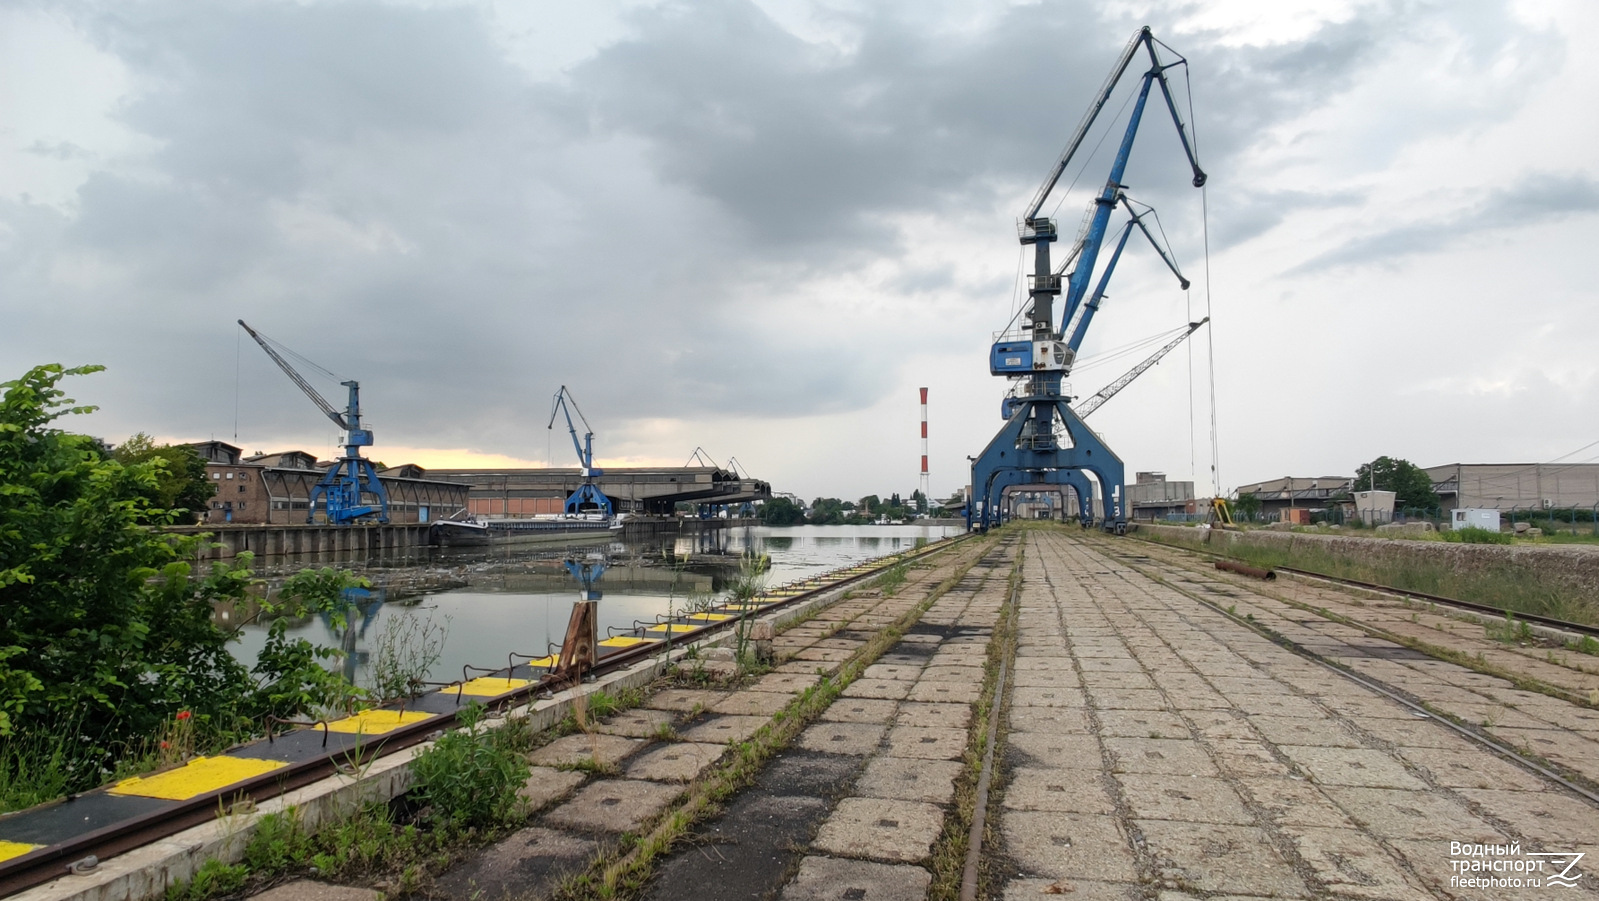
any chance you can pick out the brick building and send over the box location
[186,442,469,524]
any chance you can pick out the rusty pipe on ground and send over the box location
[1215,559,1276,580]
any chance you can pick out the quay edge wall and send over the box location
[1135,522,1599,610]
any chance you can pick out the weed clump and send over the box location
[1443,526,1512,545]
[409,702,530,831]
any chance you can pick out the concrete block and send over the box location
[678,715,771,745]
[517,766,587,813]
[853,757,962,806]
[811,798,944,863]
[526,733,648,770]
[820,699,899,724]
[795,722,887,756]
[542,779,682,834]
[711,691,793,717]
[623,742,726,783]
[779,856,931,901]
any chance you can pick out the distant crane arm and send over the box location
[1075,317,1208,418]
[547,385,598,473]
[238,320,348,430]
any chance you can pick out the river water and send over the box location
[228,524,960,691]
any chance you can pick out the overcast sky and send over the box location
[3,0,1596,503]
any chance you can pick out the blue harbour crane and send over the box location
[547,386,614,517]
[238,320,390,524]
[969,26,1206,533]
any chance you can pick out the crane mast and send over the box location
[969,27,1205,533]
[547,386,614,517]
[237,320,389,524]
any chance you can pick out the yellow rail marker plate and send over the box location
[645,624,696,635]
[523,654,559,668]
[456,677,531,696]
[599,636,659,648]
[326,709,433,735]
[686,612,733,622]
[110,755,288,800]
[0,840,41,863]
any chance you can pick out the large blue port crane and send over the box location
[969,27,1206,533]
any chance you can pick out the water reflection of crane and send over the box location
[319,587,387,684]
[563,554,607,601]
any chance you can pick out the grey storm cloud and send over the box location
[0,0,1565,463]
[1291,171,1599,273]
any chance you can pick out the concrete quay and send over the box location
[243,526,1599,900]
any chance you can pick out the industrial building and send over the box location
[425,466,772,516]
[186,441,469,525]
[1127,471,1196,520]
[1425,463,1599,512]
[1233,476,1353,521]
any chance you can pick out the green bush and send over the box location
[0,364,368,807]
[1443,526,1512,545]
[409,703,529,830]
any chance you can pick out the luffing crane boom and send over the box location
[1076,318,1208,419]
[237,320,389,524]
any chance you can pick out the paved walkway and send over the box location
[997,529,1599,901]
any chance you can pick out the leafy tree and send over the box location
[1354,456,1440,511]
[756,496,804,526]
[858,495,881,515]
[807,497,848,525]
[1233,492,1263,521]
[0,364,364,791]
[113,433,212,524]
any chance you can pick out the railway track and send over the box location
[1099,532,1599,806]
[0,535,968,899]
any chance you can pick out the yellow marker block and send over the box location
[721,603,765,611]
[645,623,696,636]
[0,840,41,863]
[687,612,733,622]
[599,636,660,648]
[110,756,287,801]
[325,709,433,735]
[456,677,531,696]
[521,654,559,668]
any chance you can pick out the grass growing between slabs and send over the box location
[926,537,1022,901]
[548,536,998,901]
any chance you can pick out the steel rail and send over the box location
[0,535,969,898]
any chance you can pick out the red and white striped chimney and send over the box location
[919,387,929,507]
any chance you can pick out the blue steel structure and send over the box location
[564,556,607,601]
[547,386,614,517]
[238,320,390,524]
[969,27,1205,533]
